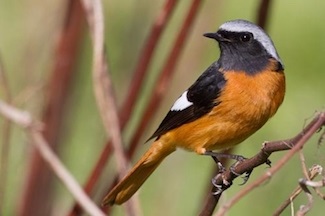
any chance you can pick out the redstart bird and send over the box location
[102,19,285,205]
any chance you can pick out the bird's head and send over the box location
[204,19,283,74]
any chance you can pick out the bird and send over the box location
[102,19,285,206]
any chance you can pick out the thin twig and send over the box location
[0,100,105,216]
[214,112,325,216]
[273,164,323,216]
[297,179,314,216]
[80,0,142,215]
[318,129,325,146]
[80,0,128,180]
[299,151,310,180]
[300,176,325,196]
[296,166,325,216]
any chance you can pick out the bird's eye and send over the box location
[240,33,252,42]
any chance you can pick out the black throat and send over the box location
[217,38,283,74]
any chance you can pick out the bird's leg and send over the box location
[204,150,246,173]
[204,150,246,161]
[208,152,226,173]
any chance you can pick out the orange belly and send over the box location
[164,68,285,154]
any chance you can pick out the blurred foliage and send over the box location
[1,0,325,215]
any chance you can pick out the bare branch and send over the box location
[295,165,325,216]
[0,101,32,127]
[299,166,325,197]
[299,151,310,180]
[80,0,141,214]
[296,178,314,216]
[0,100,105,216]
[318,129,325,146]
[80,0,128,178]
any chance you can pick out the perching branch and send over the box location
[213,111,325,216]
[199,112,325,216]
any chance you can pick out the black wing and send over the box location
[147,62,226,141]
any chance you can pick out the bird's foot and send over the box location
[204,150,246,173]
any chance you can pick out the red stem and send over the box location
[256,0,272,28]
[18,1,85,216]
[119,0,179,128]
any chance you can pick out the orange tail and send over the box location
[102,139,175,205]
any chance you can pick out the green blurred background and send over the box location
[1,0,325,215]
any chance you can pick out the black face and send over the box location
[205,30,276,74]
[217,30,254,44]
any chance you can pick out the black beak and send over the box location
[203,32,229,42]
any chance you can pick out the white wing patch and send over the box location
[171,90,193,111]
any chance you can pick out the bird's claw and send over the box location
[239,170,253,185]
[229,158,253,185]
[217,162,226,173]
[233,155,247,162]
[211,174,232,195]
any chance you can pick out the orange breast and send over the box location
[165,65,285,154]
